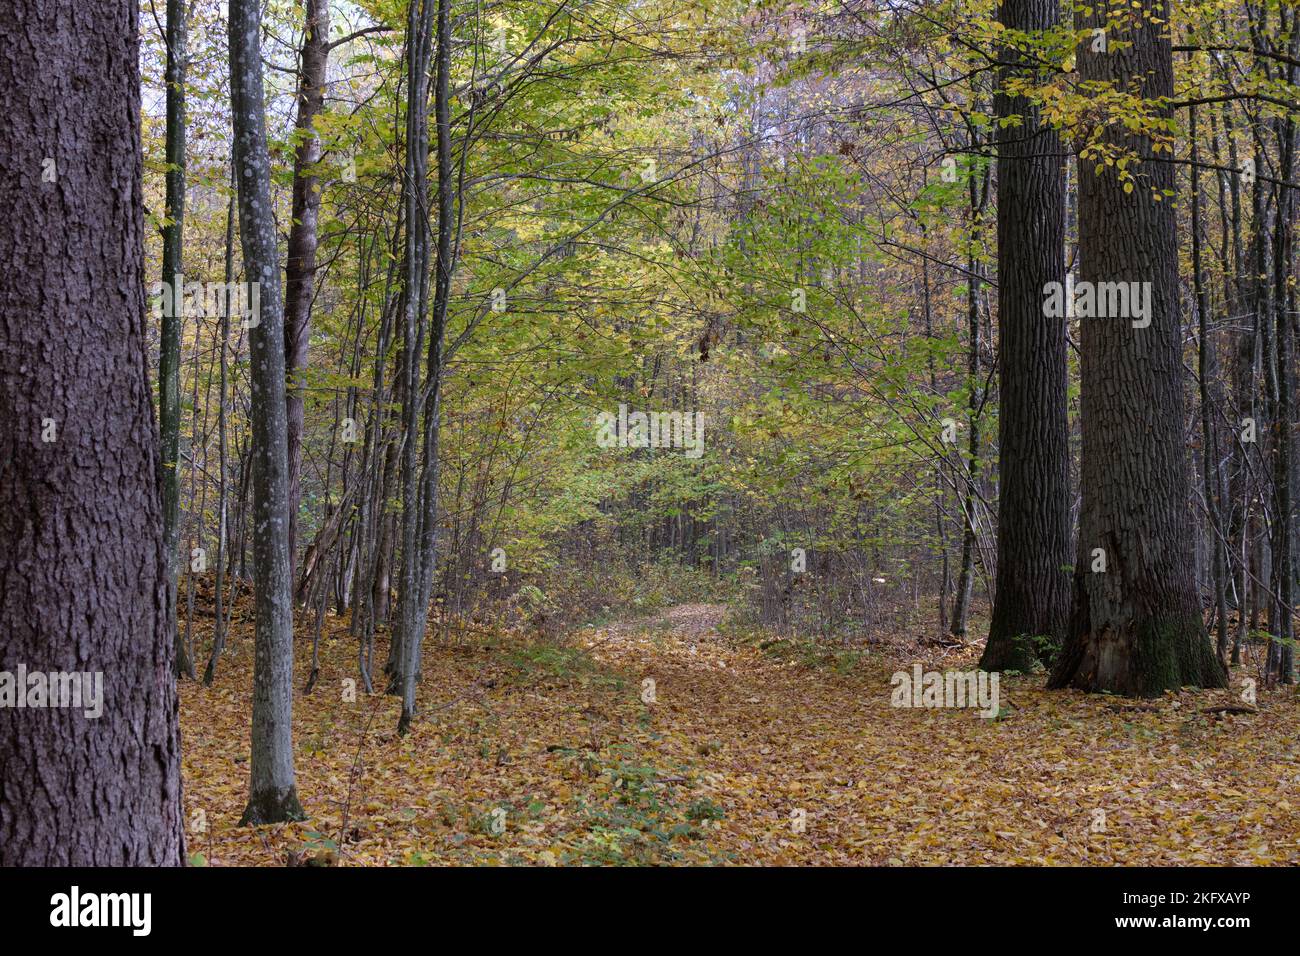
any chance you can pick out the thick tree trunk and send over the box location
[285,0,331,580]
[981,0,1071,672]
[0,0,185,864]
[1050,0,1225,695]
[230,0,306,824]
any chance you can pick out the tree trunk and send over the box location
[411,0,456,720]
[285,0,331,581]
[391,0,437,732]
[160,0,194,678]
[1049,0,1226,695]
[1189,105,1230,666]
[1267,48,1298,684]
[950,139,990,638]
[981,0,1071,672]
[205,177,237,686]
[0,0,185,864]
[230,0,306,824]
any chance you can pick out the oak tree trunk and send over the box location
[1050,0,1226,695]
[982,0,1071,671]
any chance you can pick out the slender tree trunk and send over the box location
[182,292,205,674]
[1190,105,1230,666]
[1268,48,1298,684]
[981,0,1071,671]
[160,0,194,678]
[351,261,398,695]
[205,180,237,686]
[408,0,456,725]
[230,0,306,824]
[1216,102,1253,667]
[391,0,437,731]
[1050,0,1226,695]
[0,0,185,864]
[950,149,989,638]
[1235,124,1272,667]
[285,0,331,581]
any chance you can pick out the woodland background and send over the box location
[2,0,1298,865]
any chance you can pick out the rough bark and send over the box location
[981,0,1071,672]
[1049,0,1226,695]
[0,0,186,864]
[230,0,306,823]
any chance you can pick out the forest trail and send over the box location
[182,600,1300,866]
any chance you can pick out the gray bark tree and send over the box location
[230,0,306,823]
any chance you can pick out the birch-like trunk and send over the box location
[230,0,306,824]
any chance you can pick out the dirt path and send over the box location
[182,602,1300,866]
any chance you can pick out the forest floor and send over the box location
[181,598,1300,865]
